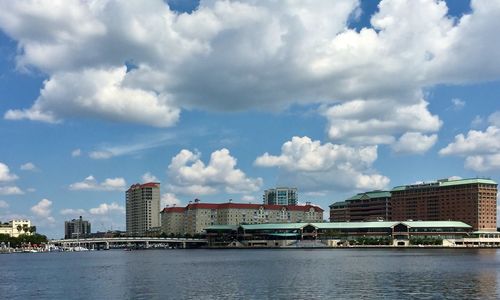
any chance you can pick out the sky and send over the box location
[0,0,499,238]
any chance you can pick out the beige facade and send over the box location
[0,219,32,237]
[126,182,161,236]
[161,201,324,235]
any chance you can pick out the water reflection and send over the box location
[1,249,500,299]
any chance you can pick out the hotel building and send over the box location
[263,187,298,205]
[391,178,497,231]
[329,178,498,231]
[161,200,324,235]
[329,190,391,222]
[126,182,161,236]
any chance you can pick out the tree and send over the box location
[29,226,36,234]
[16,224,22,234]
[22,224,29,234]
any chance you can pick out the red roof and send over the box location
[162,207,185,213]
[163,202,323,212]
[127,182,160,191]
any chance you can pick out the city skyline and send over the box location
[1,0,500,238]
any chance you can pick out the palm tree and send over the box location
[16,225,22,234]
[29,226,36,234]
[22,224,29,234]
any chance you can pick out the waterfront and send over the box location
[1,249,500,299]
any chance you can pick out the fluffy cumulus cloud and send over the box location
[0,162,18,182]
[69,175,127,191]
[31,198,55,223]
[167,148,262,195]
[0,186,24,195]
[161,192,181,207]
[0,0,499,142]
[142,172,159,183]
[392,132,438,154]
[89,202,125,215]
[439,112,500,171]
[255,136,389,192]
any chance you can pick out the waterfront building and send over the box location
[0,219,33,237]
[161,200,323,235]
[205,221,472,247]
[391,178,497,231]
[126,182,161,236]
[64,216,91,239]
[329,190,391,222]
[263,187,298,205]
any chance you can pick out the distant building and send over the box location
[263,187,298,205]
[161,199,323,235]
[64,216,91,239]
[126,182,161,236]
[0,219,33,237]
[391,178,497,231]
[329,191,391,222]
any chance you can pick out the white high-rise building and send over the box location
[126,182,160,236]
[263,187,298,205]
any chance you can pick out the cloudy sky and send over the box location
[0,0,499,238]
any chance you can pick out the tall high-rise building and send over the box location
[64,216,91,239]
[263,187,298,205]
[126,182,161,236]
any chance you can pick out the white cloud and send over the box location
[0,162,18,182]
[89,202,125,215]
[322,98,441,146]
[451,98,466,110]
[89,133,177,159]
[241,195,256,202]
[471,115,484,128]
[60,208,86,216]
[5,67,180,127]
[255,136,389,192]
[440,112,500,171]
[0,0,498,141]
[31,198,52,219]
[142,172,159,183]
[167,148,262,195]
[69,175,127,191]
[392,132,438,154]
[489,111,500,127]
[0,200,9,208]
[0,186,24,195]
[20,162,38,171]
[71,148,82,157]
[161,193,181,207]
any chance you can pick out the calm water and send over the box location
[1,249,500,299]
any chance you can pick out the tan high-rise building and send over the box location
[391,178,497,231]
[126,182,160,236]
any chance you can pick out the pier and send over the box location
[50,237,208,250]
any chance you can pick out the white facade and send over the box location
[0,219,32,237]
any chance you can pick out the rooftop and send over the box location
[346,190,391,201]
[392,178,497,191]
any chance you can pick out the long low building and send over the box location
[205,221,473,247]
[161,200,324,236]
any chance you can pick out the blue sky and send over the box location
[0,0,499,238]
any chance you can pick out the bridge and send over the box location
[50,237,208,250]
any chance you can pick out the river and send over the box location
[1,248,499,299]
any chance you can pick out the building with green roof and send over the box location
[329,190,391,222]
[391,177,497,231]
[204,220,473,247]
